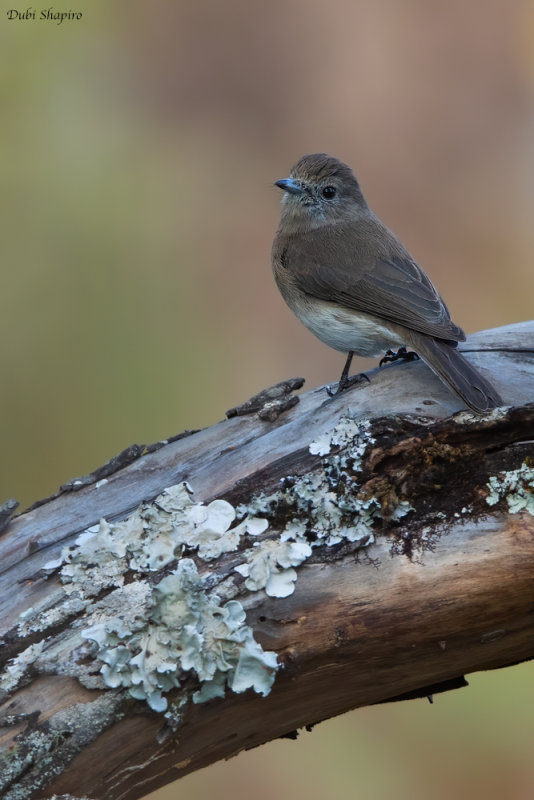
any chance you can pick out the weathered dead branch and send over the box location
[1,322,533,800]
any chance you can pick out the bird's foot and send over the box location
[379,346,419,367]
[326,372,370,397]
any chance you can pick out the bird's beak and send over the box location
[274,178,306,195]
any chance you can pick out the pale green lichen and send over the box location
[82,559,278,711]
[233,478,378,596]
[235,538,312,598]
[40,482,277,709]
[309,416,373,459]
[36,412,412,714]
[233,415,412,595]
[45,483,268,592]
[0,641,44,695]
[486,461,534,514]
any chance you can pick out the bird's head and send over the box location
[274,153,368,229]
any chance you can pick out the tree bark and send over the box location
[1,322,533,800]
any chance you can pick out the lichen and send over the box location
[33,412,413,715]
[82,560,278,711]
[486,461,534,514]
[454,407,508,425]
[309,416,373,459]
[38,483,277,709]
[233,415,412,594]
[235,538,312,598]
[44,482,269,592]
[0,641,44,695]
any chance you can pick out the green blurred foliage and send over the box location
[2,1,534,798]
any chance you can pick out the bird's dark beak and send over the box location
[274,178,306,195]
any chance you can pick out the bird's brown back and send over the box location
[272,215,465,343]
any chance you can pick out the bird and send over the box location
[271,153,502,413]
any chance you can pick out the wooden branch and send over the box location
[1,322,533,800]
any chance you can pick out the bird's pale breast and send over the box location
[285,291,403,357]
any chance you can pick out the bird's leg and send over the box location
[326,351,370,397]
[338,350,354,386]
[379,346,419,367]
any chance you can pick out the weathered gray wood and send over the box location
[0,322,533,800]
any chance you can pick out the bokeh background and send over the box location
[2,1,534,798]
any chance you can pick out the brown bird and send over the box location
[272,153,502,412]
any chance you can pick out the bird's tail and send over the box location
[405,332,503,413]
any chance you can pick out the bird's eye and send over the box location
[322,186,337,199]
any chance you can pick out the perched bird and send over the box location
[272,153,502,412]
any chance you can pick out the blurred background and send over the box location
[2,0,534,797]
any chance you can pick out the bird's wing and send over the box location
[283,227,465,343]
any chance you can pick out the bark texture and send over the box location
[1,322,533,800]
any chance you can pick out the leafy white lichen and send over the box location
[0,641,45,694]
[235,539,312,598]
[46,482,268,593]
[309,417,373,460]
[39,412,413,714]
[82,559,278,711]
[486,461,534,514]
[41,482,276,708]
[234,415,411,595]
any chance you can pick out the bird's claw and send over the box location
[379,346,419,367]
[326,372,370,397]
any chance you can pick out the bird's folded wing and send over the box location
[288,238,465,343]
